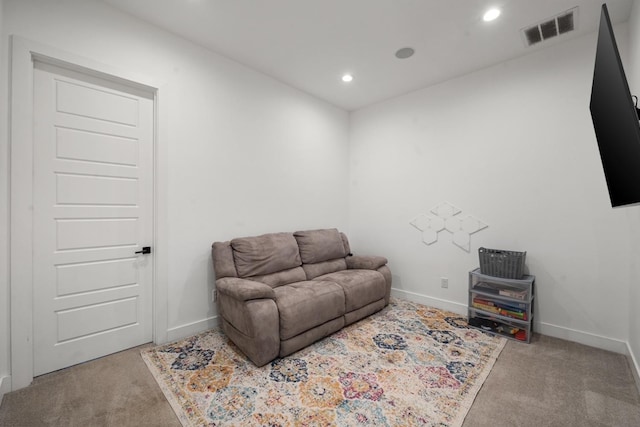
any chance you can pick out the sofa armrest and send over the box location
[346,255,388,270]
[216,277,275,301]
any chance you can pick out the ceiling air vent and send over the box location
[521,7,578,47]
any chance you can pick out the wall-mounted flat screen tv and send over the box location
[589,3,640,207]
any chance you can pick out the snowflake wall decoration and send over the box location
[410,202,488,252]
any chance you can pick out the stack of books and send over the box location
[471,296,528,320]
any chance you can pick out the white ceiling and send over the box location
[101,0,634,111]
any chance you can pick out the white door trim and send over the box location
[9,36,169,390]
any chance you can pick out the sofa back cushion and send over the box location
[294,228,348,264]
[231,232,302,277]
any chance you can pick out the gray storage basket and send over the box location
[478,247,526,279]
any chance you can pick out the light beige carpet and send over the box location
[142,298,506,426]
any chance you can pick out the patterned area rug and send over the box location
[142,298,505,426]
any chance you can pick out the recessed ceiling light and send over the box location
[483,8,501,22]
[395,47,415,59]
[342,74,354,83]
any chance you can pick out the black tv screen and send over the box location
[589,4,640,207]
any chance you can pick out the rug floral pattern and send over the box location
[142,298,505,427]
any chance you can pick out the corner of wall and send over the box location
[627,0,640,395]
[534,321,629,354]
[628,341,640,395]
[0,0,11,403]
[0,375,11,404]
[390,287,468,316]
[166,316,219,343]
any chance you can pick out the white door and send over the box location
[32,61,154,376]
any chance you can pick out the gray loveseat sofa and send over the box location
[211,228,391,366]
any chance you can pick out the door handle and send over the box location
[135,246,151,255]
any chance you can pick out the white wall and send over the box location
[627,0,640,387]
[0,0,349,390]
[349,25,638,353]
[0,0,9,403]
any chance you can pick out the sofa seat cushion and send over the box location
[314,270,386,312]
[273,281,345,340]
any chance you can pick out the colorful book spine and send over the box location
[472,302,499,314]
[498,308,527,321]
[472,297,495,306]
[472,297,527,320]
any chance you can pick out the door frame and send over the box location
[9,36,169,390]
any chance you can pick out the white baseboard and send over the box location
[627,342,640,395]
[392,287,632,356]
[165,316,219,343]
[0,375,11,405]
[534,321,628,354]
[391,288,467,316]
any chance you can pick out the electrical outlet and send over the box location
[212,289,218,302]
[440,277,449,288]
